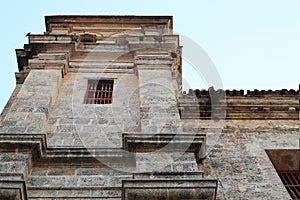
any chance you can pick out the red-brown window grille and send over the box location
[278,171,300,200]
[84,79,114,104]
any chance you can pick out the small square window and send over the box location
[84,79,114,104]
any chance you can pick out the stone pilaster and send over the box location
[0,70,62,134]
[135,51,181,133]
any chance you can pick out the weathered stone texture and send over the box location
[136,152,198,172]
[183,120,298,199]
[0,15,299,200]
[179,88,299,120]
[46,72,139,147]
[0,70,62,134]
[138,69,181,133]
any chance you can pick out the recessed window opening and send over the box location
[84,79,114,104]
[266,149,300,200]
[79,33,96,43]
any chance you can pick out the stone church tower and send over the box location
[0,15,299,199]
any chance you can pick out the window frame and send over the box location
[83,79,114,104]
[278,171,300,200]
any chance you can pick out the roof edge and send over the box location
[44,15,173,31]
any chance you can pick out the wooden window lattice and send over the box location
[84,79,113,104]
[278,171,300,200]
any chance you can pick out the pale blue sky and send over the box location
[1,0,300,111]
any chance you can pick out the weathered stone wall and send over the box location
[46,72,139,148]
[179,89,299,120]
[0,70,62,134]
[1,15,299,200]
[138,69,181,133]
[27,166,132,199]
[0,153,32,200]
[0,84,22,126]
[183,119,299,199]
